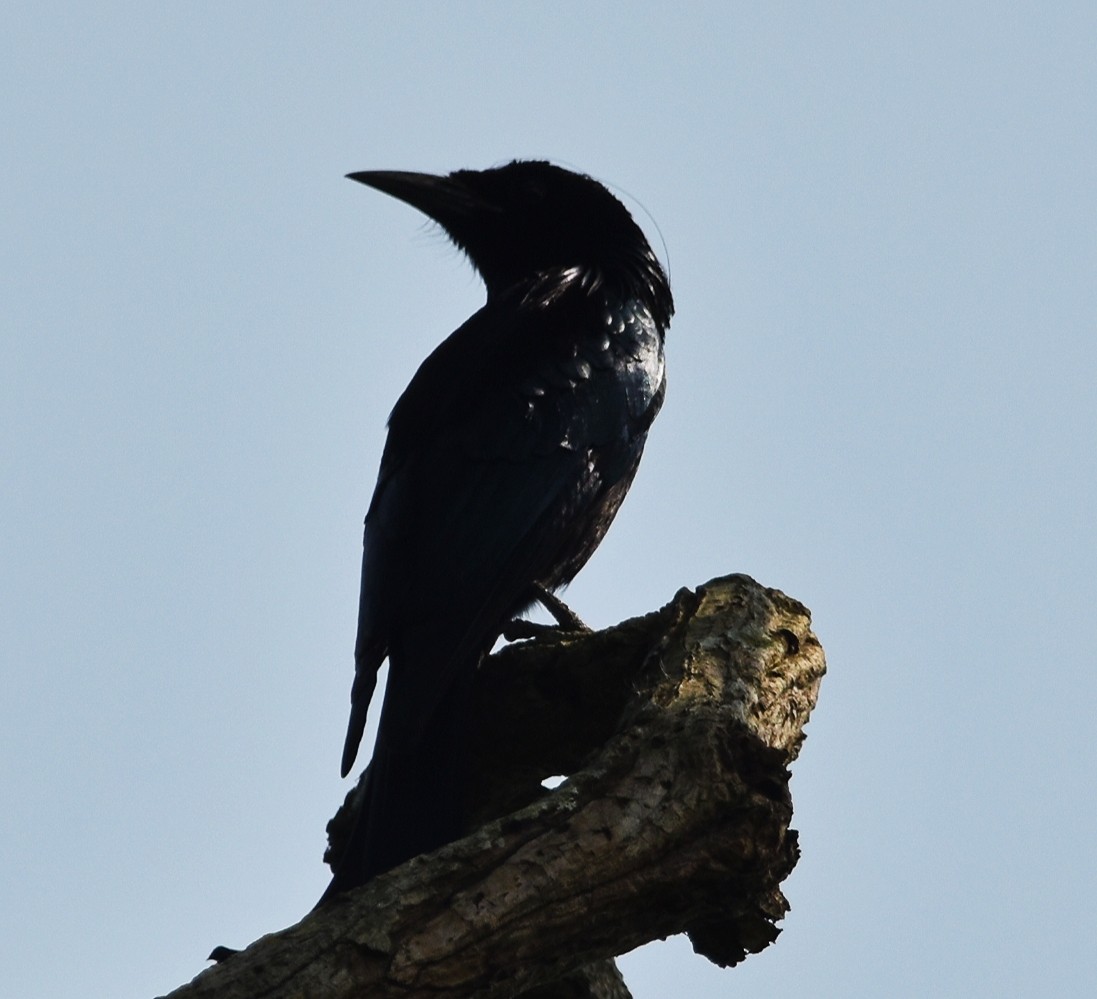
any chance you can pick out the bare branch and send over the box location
[164,574,825,999]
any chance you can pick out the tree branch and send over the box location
[164,574,825,999]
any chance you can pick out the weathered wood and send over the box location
[164,574,825,999]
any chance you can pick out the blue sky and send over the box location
[3,4,1095,996]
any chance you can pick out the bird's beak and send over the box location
[346,170,495,226]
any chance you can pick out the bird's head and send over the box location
[347,160,671,322]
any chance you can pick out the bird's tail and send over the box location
[316,669,473,905]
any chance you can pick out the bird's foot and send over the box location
[503,584,591,641]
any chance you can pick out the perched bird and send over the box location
[321,160,673,901]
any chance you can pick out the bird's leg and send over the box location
[502,587,592,640]
[532,583,589,631]
[502,584,591,642]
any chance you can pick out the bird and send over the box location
[320,160,673,902]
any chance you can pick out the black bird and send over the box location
[321,160,673,901]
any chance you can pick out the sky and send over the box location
[3,3,1095,997]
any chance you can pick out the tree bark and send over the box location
[164,574,825,999]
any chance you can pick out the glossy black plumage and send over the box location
[321,161,673,901]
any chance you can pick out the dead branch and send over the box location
[164,574,825,999]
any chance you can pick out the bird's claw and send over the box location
[503,585,591,642]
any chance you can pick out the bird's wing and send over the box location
[341,287,664,770]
